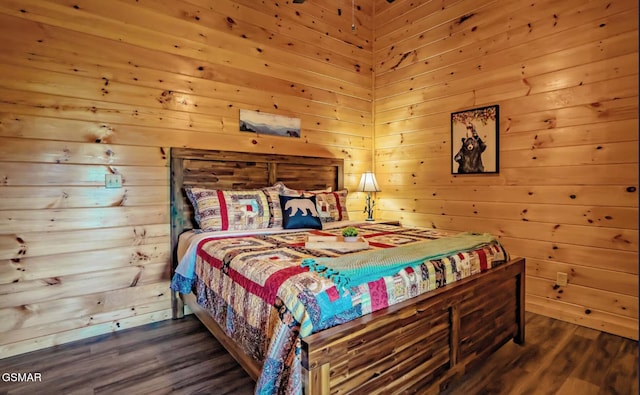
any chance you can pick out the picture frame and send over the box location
[239,109,301,138]
[451,104,499,174]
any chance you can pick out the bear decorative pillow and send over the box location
[279,194,322,230]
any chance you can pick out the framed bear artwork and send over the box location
[451,105,499,174]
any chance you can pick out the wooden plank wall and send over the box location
[0,0,636,359]
[372,0,638,339]
[0,0,372,357]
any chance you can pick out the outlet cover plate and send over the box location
[105,174,122,188]
[556,272,568,286]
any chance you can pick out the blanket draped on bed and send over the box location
[301,232,495,292]
[171,224,509,395]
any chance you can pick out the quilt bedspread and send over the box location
[170,223,508,395]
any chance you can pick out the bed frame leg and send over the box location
[172,291,185,319]
[514,266,526,344]
[303,363,330,395]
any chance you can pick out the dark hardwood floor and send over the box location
[0,312,636,394]
[0,316,255,395]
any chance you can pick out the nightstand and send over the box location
[375,220,401,226]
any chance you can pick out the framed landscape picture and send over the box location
[451,105,499,174]
[239,109,301,138]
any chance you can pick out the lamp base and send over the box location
[363,193,377,223]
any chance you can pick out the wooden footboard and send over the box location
[300,257,525,395]
[178,257,524,394]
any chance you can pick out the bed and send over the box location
[169,148,525,394]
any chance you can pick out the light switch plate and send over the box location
[105,174,122,188]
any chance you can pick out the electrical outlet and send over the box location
[556,272,568,286]
[105,174,122,188]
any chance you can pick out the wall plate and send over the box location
[105,174,122,188]
[556,272,568,286]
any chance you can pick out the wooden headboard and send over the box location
[170,148,344,259]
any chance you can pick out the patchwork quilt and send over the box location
[170,223,509,394]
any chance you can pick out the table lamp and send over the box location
[356,171,381,221]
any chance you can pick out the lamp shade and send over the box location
[356,171,381,192]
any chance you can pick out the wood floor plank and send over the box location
[526,332,594,394]
[601,339,639,395]
[557,377,600,395]
[0,312,636,395]
[573,332,624,388]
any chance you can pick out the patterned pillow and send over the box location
[279,195,322,230]
[312,189,349,223]
[261,185,283,228]
[186,187,277,232]
[272,181,332,196]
